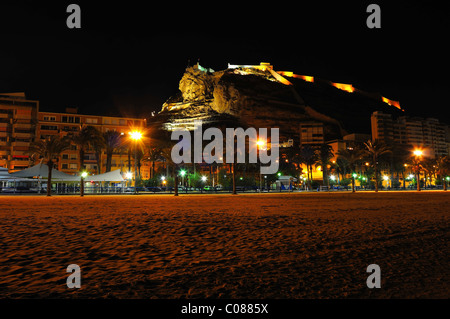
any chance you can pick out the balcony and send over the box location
[12,132,33,139]
[11,141,30,147]
[11,160,30,167]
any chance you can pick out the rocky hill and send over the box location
[155,63,404,143]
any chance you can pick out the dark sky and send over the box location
[0,1,448,120]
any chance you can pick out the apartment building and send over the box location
[0,93,39,172]
[1,93,151,178]
[299,122,325,146]
[371,111,450,158]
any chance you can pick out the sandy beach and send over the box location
[0,192,448,299]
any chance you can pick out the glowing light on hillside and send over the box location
[382,97,402,110]
[277,72,314,83]
[332,82,355,93]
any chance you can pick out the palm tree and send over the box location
[300,144,317,190]
[146,146,163,179]
[336,147,363,192]
[435,155,450,191]
[421,158,436,188]
[159,133,180,196]
[29,135,70,196]
[391,144,410,189]
[103,130,124,173]
[91,134,106,175]
[316,143,334,188]
[70,125,103,173]
[363,139,391,192]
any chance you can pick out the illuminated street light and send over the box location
[256,139,267,192]
[80,171,88,197]
[125,172,132,180]
[179,170,187,188]
[201,176,207,182]
[130,131,143,141]
[413,149,423,157]
[412,148,423,191]
[129,130,143,194]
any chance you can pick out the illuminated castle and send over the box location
[155,62,406,146]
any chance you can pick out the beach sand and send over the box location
[0,192,448,299]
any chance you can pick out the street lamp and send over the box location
[413,149,423,157]
[180,169,186,188]
[201,175,207,193]
[256,139,266,192]
[80,171,88,197]
[125,172,132,193]
[130,130,143,194]
[383,175,390,189]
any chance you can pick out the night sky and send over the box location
[0,1,448,120]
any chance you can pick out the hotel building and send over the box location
[371,111,450,158]
[1,93,150,178]
[0,93,39,172]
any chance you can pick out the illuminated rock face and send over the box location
[157,63,404,140]
[178,65,217,102]
[159,64,339,140]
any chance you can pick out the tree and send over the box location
[159,132,180,196]
[337,147,363,193]
[146,146,163,179]
[435,156,450,191]
[363,139,391,192]
[29,135,70,196]
[70,125,103,173]
[390,144,411,189]
[299,145,317,190]
[421,158,436,188]
[103,130,124,173]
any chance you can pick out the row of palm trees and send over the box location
[29,124,450,196]
[29,125,165,196]
[281,139,450,193]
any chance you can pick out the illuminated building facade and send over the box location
[0,93,39,172]
[1,93,149,178]
[37,109,148,177]
[371,111,450,158]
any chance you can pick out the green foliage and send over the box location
[339,178,352,186]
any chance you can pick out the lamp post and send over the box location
[256,139,266,192]
[201,175,207,193]
[413,149,423,191]
[180,169,186,188]
[125,172,132,192]
[80,171,88,197]
[130,131,143,194]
